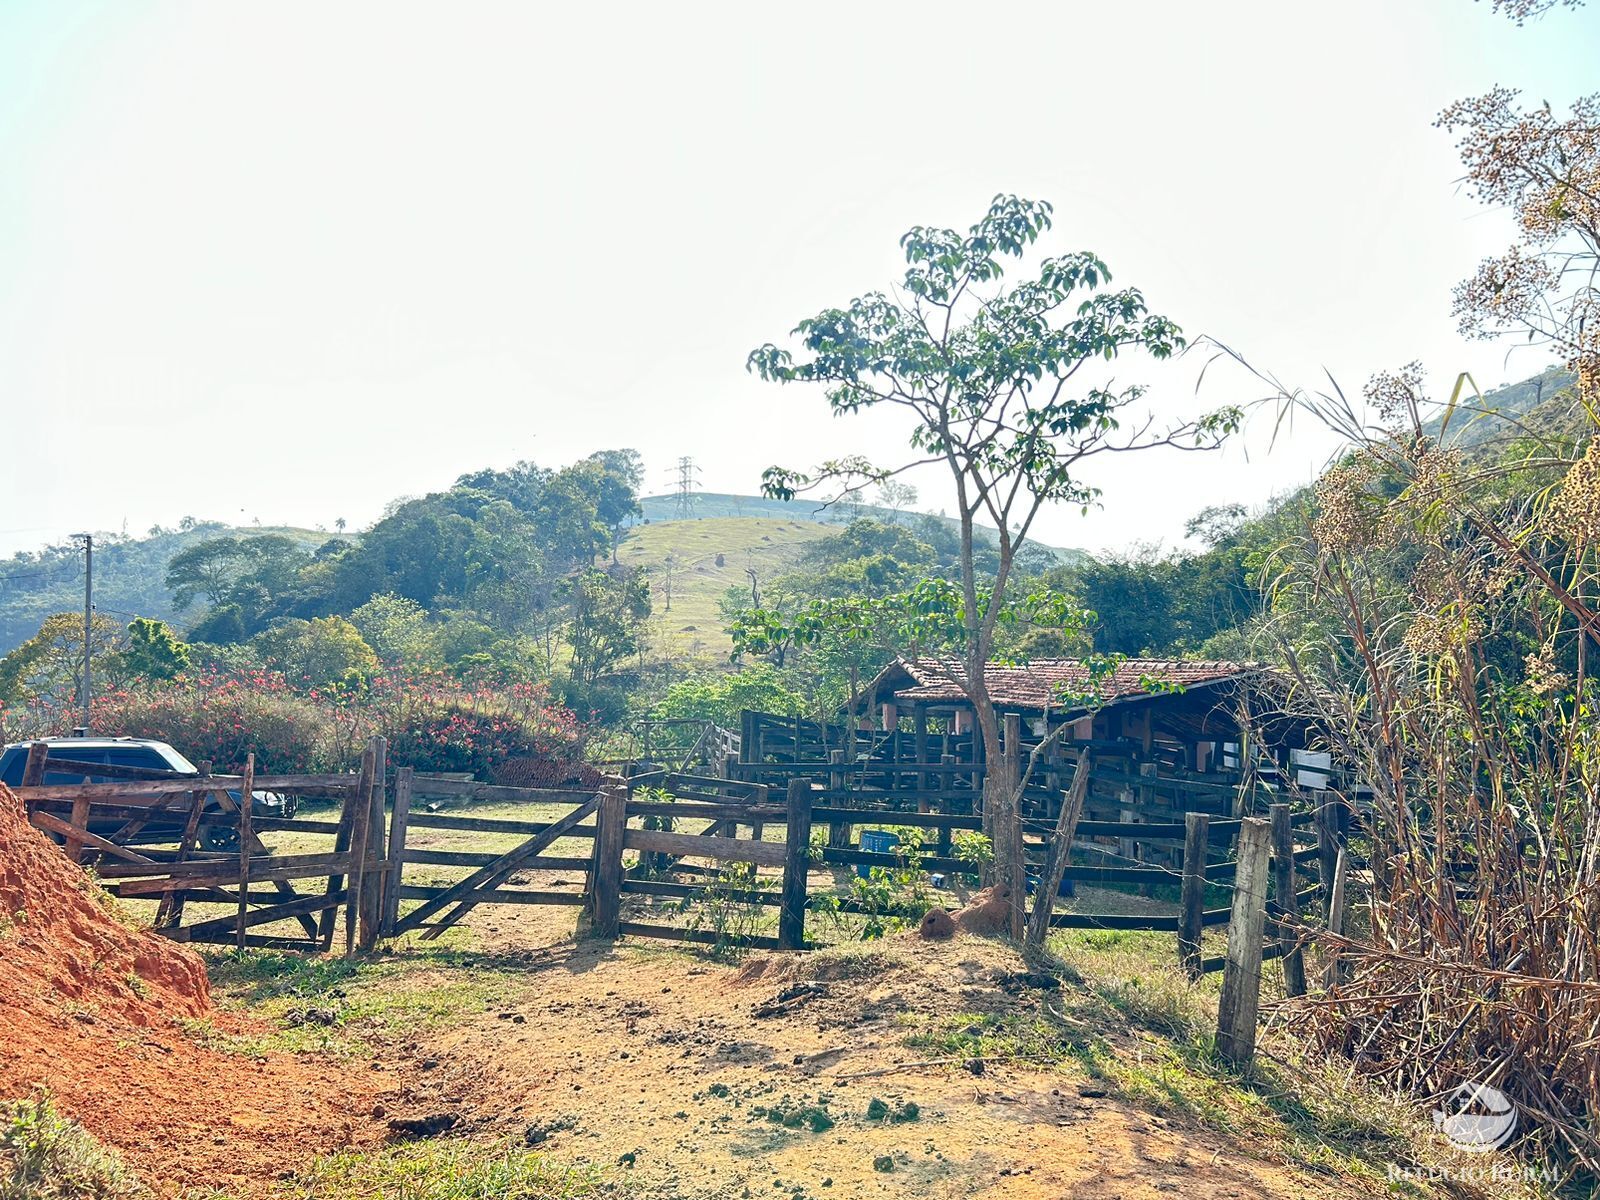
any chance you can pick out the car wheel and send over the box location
[201,824,239,853]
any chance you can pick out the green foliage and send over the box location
[0,1095,142,1200]
[0,612,122,705]
[651,666,806,727]
[566,569,650,686]
[349,592,440,671]
[120,618,189,682]
[253,616,380,691]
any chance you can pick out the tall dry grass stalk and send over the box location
[1254,364,1600,1175]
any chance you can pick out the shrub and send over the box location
[89,671,340,773]
[1,1095,143,1200]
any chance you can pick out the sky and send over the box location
[1,0,1596,560]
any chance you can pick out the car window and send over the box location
[105,745,194,772]
[37,747,109,785]
[0,748,21,787]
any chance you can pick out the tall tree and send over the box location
[749,195,1238,927]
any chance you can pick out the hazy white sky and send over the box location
[1,1,1596,558]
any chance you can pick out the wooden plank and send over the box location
[343,746,377,955]
[358,736,387,951]
[1216,817,1270,1065]
[40,755,202,782]
[1178,811,1210,980]
[115,860,367,895]
[402,813,597,838]
[1025,754,1092,949]
[382,766,413,936]
[778,779,813,951]
[29,810,160,865]
[95,851,354,879]
[21,743,48,787]
[395,885,584,907]
[396,794,603,939]
[1323,846,1349,991]
[624,828,787,868]
[170,889,347,942]
[1271,804,1306,998]
[400,849,593,871]
[157,790,208,929]
[236,754,255,951]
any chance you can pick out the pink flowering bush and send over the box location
[14,669,586,779]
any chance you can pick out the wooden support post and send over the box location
[157,788,208,929]
[913,706,929,812]
[1000,712,1025,939]
[66,793,91,865]
[1024,753,1091,949]
[1178,811,1210,980]
[779,778,813,951]
[235,754,255,951]
[1136,761,1157,897]
[1270,803,1306,997]
[589,782,628,940]
[826,749,850,849]
[382,766,414,937]
[21,742,47,787]
[343,746,377,955]
[937,753,955,857]
[1323,846,1349,991]
[1315,791,1339,897]
[356,737,387,951]
[1217,817,1270,1066]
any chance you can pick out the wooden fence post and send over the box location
[1270,803,1306,997]
[779,778,813,951]
[21,742,47,787]
[937,753,955,857]
[1315,791,1339,897]
[1178,811,1210,980]
[1323,845,1349,991]
[589,781,628,941]
[382,766,414,937]
[235,753,255,951]
[343,746,377,955]
[357,736,387,951]
[1217,817,1270,1066]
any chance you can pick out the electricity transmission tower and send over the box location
[670,456,701,520]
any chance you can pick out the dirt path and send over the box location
[380,903,1366,1200]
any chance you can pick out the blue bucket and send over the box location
[856,829,900,878]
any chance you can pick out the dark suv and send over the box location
[0,736,295,851]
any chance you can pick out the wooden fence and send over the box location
[14,738,390,953]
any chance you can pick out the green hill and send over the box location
[0,524,345,654]
[635,492,1088,566]
[618,516,830,664]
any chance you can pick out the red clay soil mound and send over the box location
[0,786,384,1197]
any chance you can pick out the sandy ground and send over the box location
[370,899,1362,1200]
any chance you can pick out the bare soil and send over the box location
[0,786,387,1197]
[376,899,1372,1200]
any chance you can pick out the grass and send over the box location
[891,926,1552,1198]
[279,1141,607,1200]
[0,1096,144,1200]
[188,941,533,1056]
[617,516,829,664]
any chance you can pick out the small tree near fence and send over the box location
[745,195,1239,932]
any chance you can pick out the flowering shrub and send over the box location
[88,671,343,773]
[369,676,583,778]
[11,669,586,779]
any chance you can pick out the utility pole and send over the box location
[73,533,92,731]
